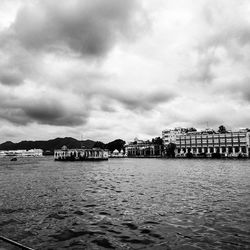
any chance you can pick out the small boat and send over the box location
[10,157,17,161]
[54,146,108,161]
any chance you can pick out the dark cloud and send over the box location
[11,0,144,57]
[107,89,176,111]
[0,108,29,125]
[0,67,23,85]
[0,92,88,126]
[23,101,86,126]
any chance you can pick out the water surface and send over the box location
[0,157,250,249]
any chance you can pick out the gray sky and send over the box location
[0,0,250,143]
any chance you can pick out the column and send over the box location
[233,147,235,154]
[207,148,210,154]
[202,148,205,153]
[219,147,222,154]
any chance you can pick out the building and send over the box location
[54,146,108,161]
[0,149,43,157]
[162,127,186,145]
[125,138,163,157]
[109,149,126,158]
[162,128,250,158]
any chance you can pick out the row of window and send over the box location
[177,138,246,142]
[177,140,246,143]
[177,146,247,154]
[176,135,246,140]
[177,136,246,140]
[176,142,246,146]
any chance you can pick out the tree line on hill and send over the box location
[0,137,126,155]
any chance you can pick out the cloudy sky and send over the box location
[0,0,250,143]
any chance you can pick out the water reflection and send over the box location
[0,157,250,249]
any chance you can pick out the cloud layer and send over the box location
[0,0,250,142]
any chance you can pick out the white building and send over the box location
[162,127,187,144]
[0,149,43,157]
[54,146,108,161]
[162,128,250,158]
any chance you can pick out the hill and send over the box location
[0,137,96,153]
[0,137,126,154]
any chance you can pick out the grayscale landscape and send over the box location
[0,0,250,249]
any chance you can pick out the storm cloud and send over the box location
[11,0,145,57]
[0,0,250,142]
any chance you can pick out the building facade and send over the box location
[54,146,108,161]
[0,149,43,157]
[125,138,163,157]
[162,128,250,158]
[162,128,187,145]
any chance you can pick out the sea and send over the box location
[0,157,250,250]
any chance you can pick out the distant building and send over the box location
[125,138,163,158]
[54,146,108,161]
[109,149,126,158]
[0,149,43,157]
[162,128,250,158]
[162,127,186,144]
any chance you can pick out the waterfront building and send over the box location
[125,138,163,157]
[162,128,250,158]
[54,146,108,161]
[0,149,43,158]
[109,149,126,158]
[162,127,187,145]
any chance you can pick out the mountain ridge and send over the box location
[0,137,126,154]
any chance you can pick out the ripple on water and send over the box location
[47,212,68,220]
[92,237,115,249]
[120,237,155,245]
[50,228,105,241]
[73,210,85,215]
[0,158,250,250]
[122,222,138,230]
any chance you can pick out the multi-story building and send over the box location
[162,128,185,145]
[125,138,163,157]
[162,128,250,158]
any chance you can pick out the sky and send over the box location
[0,0,250,143]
